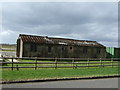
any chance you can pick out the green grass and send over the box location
[0,50,16,52]
[1,45,16,48]
[2,67,119,81]
[2,59,119,81]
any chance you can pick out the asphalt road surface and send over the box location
[2,78,119,88]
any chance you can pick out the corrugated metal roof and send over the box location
[18,34,105,47]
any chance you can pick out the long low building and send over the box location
[16,34,106,58]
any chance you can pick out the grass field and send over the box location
[0,44,16,52]
[2,67,119,81]
[0,50,16,52]
[0,45,16,48]
[2,59,119,81]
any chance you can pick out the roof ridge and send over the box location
[45,36,97,42]
[18,34,105,47]
[19,34,97,42]
[19,34,47,38]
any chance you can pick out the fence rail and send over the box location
[0,57,120,70]
[0,57,120,60]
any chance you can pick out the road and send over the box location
[2,78,119,88]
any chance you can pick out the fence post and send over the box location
[87,58,89,68]
[11,58,13,71]
[55,57,57,69]
[75,64,77,69]
[16,65,19,71]
[35,57,37,70]
[72,58,74,69]
[75,58,77,69]
[111,58,113,68]
[103,58,104,68]
[100,58,102,67]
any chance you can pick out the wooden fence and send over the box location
[0,57,120,70]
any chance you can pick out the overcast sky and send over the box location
[0,2,118,47]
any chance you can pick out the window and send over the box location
[70,46,72,50]
[48,46,52,53]
[30,44,37,52]
[62,46,64,51]
[97,48,101,54]
[83,47,87,54]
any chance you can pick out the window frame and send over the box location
[70,46,72,50]
[97,48,101,54]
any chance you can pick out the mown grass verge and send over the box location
[0,50,16,52]
[2,67,119,81]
